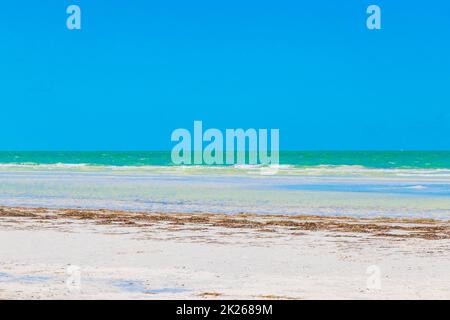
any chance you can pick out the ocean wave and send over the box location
[400,185,427,189]
[1,162,450,179]
[0,162,92,169]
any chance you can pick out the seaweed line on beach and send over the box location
[0,206,449,240]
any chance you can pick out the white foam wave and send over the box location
[1,162,450,179]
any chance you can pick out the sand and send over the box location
[0,206,449,299]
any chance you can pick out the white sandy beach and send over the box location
[0,207,449,299]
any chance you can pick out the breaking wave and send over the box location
[1,162,450,178]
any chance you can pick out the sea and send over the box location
[0,151,449,219]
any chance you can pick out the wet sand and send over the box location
[0,206,449,299]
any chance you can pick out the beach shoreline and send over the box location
[1,206,449,299]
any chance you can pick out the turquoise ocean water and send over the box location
[0,151,449,219]
[0,151,449,168]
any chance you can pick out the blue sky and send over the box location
[0,0,449,150]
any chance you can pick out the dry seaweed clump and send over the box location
[198,292,223,298]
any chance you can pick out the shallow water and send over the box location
[112,280,189,294]
[0,271,52,283]
[0,164,449,219]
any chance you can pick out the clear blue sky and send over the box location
[1,0,449,150]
